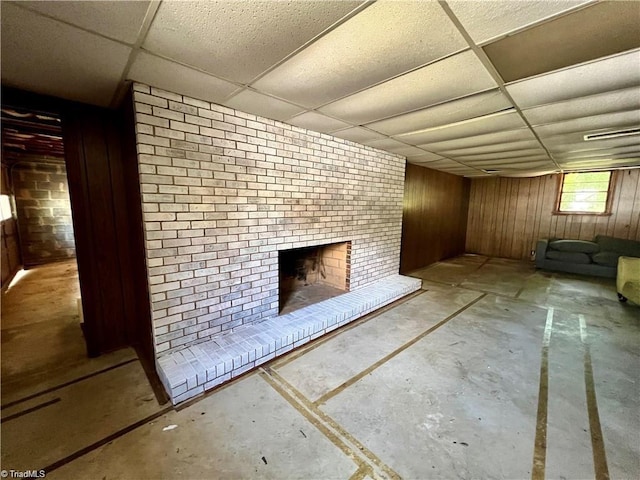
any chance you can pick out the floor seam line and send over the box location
[579,314,610,480]
[313,292,488,407]
[261,366,400,480]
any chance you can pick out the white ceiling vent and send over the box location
[583,127,640,141]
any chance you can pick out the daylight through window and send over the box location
[557,171,613,214]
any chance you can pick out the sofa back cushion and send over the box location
[549,239,599,254]
[594,235,640,257]
[592,251,622,267]
[546,250,592,264]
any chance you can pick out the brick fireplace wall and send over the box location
[132,84,406,355]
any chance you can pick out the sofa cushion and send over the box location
[592,251,622,267]
[549,239,600,254]
[546,250,592,264]
[594,235,640,257]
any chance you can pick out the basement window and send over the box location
[556,171,614,215]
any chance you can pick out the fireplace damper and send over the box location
[278,241,351,314]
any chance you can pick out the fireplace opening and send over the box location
[278,241,351,314]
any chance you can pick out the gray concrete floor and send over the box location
[1,255,638,479]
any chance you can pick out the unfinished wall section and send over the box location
[132,84,406,355]
[11,159,75,266]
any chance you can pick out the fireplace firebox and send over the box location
[278,241,351,314]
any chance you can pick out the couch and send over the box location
[617,256,640,304]
[535,235,640,279]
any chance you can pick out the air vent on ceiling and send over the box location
[482,169,500,174]
[583,127,640,141]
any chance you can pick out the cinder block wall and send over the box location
[132,84,406,355]
[11,160,75,266]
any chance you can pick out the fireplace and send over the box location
[279,241,351,314]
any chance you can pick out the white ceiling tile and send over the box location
[522,87,640,126]
[396,111,525,145]
[287,111,352,133]
[386,145,429,157]
[506,49,640,108]
[418,128,537,152]
[0,3,131,107]
[533,110,640,138]
[224,89,305,122]
[440,139,543,157]
[469,160,556,170]
[128,52,238,104]
[20,1,151,44]
[143,1,362,84]
[554,145,640,160]
[366,89,510,136]
[453,149,549,161]
[361,138,413,152]
[252,1,467,108]
[318,50,498,124]
[406,152,445,162]
[330,127,387,144]
[560,157,640,169]
[542,132,640,150]
[447,0,592,44]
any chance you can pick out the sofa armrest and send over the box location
[535,239,549,267]
[617,256,640,293]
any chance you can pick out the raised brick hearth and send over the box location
[132,83,410,403]
[158,274,421,404]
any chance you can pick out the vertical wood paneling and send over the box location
[466,169,640,260]
[400,164,470,273]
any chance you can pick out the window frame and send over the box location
[554,171,616,216]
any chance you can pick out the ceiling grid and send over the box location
[1,0,638,177]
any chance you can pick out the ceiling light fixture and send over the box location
[583,127,640,141]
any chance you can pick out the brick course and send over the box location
[133,83,406,355]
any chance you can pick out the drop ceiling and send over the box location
[1,0,639,178]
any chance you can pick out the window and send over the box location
[0,195,13,221]
[556,171,613,214]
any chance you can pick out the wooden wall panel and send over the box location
[400,164,470,273]
[466,169,640,260]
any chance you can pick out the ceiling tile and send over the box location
[453,149,549,161]
[252,1,467,108]
[396,111,525,145]
[128,52,238,104]
[143,1,362,84]
[560,157,640,169]
[447,0,591,44]
[533,110,640,138]
[330,126,387,144]
[440,139,543,157]
[483,1,640,83]
[543,134,640,153]
[224,89,305,122]
[506,49,640,108]
[366,89,510,136]
[554,145,640,160]
[469,159,556,169]
[522,87,640,126]
[19,1,151,44]
[418,127,537,152]
[318,50,497,125]
[287,111,351,133]
[0,3,131,107]
[361,138,413,152]
[406,152,445,163]
[385,145,428,157]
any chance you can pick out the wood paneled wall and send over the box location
[400,163,470,273]
[466,169,640,260]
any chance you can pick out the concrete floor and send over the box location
[1,255,638,479]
